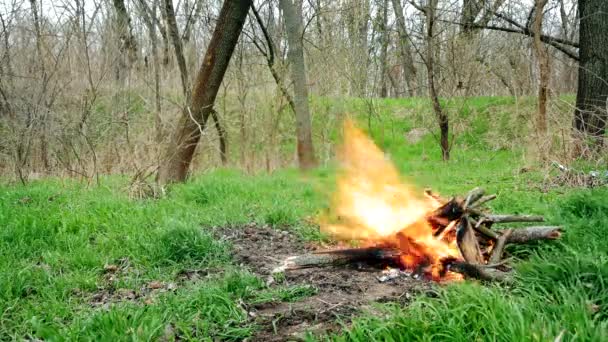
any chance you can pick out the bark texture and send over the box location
[112,0,138,79]
[533,0,550,138]
[573,0,608,150]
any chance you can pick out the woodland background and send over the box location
[0,0,604,185]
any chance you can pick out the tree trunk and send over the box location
[163,0,191,101]
[425,0,450,161]
[29,0,50,172]
[112,0,138,80]
[391,0,417,97]
[533,0,550,140]
[573,0,608,151]
[460,0,482,37]
[157,0,251,184]
[210,109,228,165]
[378,0,389,98]
[346,0,370,97]
[251,4,296,114]
[279,0,317,169]
[138,0,163,143]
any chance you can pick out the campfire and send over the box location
[273,121,562,282]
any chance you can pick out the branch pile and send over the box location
[272,188,562,283]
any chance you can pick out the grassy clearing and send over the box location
[1,96,607,340]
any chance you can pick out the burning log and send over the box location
[272,247,401,273]
[429,198,465,233]
[504,226,562,243]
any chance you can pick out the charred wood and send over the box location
[456,217,484,264]
[272,247,401,273]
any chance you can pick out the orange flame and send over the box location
[321,120,462,281]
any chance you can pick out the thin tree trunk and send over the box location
[378,0,389,98]
[460,0,482,37]
[29,0,50,172]
[279,0,317,169]
[573,0,608,152]
[112,0,138,80]
[163,0,228,165]
[157,0,251,184]
[391,0,417,97]
[346,0,370,97]
[251,4,296,114]
[425,0,450,161]
[210,109,227,164]
[163,0,191,101]
[138,0,163,143]
[533,0,550,140]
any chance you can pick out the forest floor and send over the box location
[1,96,608,341]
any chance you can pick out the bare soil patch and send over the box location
[216,223,434,341]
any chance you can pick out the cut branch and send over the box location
[471,220,499,240]
[481,214,544,224]
[448,261,514,283]
[471,194,497,208]
[464,187,485,208]
[505,226,562,243]
[489,229,512,264]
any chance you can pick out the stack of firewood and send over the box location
[273,188,562,283]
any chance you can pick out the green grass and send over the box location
[1,95,607,340]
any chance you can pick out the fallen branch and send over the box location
[464,187,485,208]
[448,261,514,283]
[471,194,497,208]
[470,218,499,240]
[489,229,512,264]
[456,218,484,264]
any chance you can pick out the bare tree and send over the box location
[279,0,317,169]
[532,0,550,139]
[391,0,417,97]
[421,0,451,160]
[112,0,138,81]
[250,4,296,113]
[377,0,390,98]
[163,0,190,100]
[157,0,251,184]
[162,0,228,165]
[29,0,50,171]
[346,0,371,96]
[138,0,163,143]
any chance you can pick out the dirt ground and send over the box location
[216,223,435,341]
